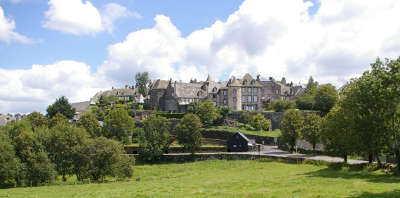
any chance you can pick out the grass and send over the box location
[2,160,400,198]
[126,138,225,148]
[206,126,281,137]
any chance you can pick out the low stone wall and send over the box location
[228,111,283,130]
[124,146,226,154]
[201,130,276,145]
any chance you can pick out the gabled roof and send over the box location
[236,132,255,144]
[151,79,169,89]
[174,82,206,98]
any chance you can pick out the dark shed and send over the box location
[227,132,255,152]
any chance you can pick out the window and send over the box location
[233,97,237,103]
[248,88,251,93]
[275,89,279,94]
[253,88,258,94]
[248,96,252,103]
[223,99,227,105]
[233,89,237,94]
[242,96,247,102]
[254,96,258,102]
[223,90,227,96]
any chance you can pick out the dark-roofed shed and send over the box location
[227,132,255,152]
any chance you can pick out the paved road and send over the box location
[256,145,368,165]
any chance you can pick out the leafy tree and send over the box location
[280,109,304,151]
[46,96,75,119]
[239,111,252,124]
[13,130,56,186]
[7,120,32,139]
[314,84,338,115]
[320,104,357,163]
[305,76,318,95]
[295,94,315,110]
[79,112,102,137]
[250,113,271,131]
[74,137,134,181]
[138,114,170,161]
[197,99,219,126]
[103,107,135,144]
[135,72,151,97]
[268,99,295,112]
[301,113,321,151]
[46,123,88,181]
[187,101,201,114]
[26,112,48,131]
[175,113,202,154]
[48,112,69,128]
[0,132,23,186]
[90,106,106,120]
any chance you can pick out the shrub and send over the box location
[139,115,170,161]
[250,113,271,131]
[268,100,295,112]
[103,107,135,144]
[175,114,202,154]
[280,109,304,151]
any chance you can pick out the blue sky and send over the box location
[0,0,398,113]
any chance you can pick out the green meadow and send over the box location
[1,159,400,198]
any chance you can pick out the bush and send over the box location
[175,114,202,154]
[138,115,170,161]
[268,100,295,112]
[79,112,102,138]
[280,109,304,151]
[250,113,271,131]
[239,111,252,124]
[0,132,23,187]
[103,107,135,144]
[197,99,220,126]
[154,112,185,119]
[295,94,315,110]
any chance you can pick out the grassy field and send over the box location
[1,160,400,198]
[206,126,282,137]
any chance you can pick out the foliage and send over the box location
[175,113,203,154]
[301,113,321,151]
[197,99,220,126]
[154,112,185,119]
[295,94,315,110]
[48,112,69,128]
[135,72,151,97]
[305,76,318,95]
[187,101,201,114]
[268,99,295,112]
[239,111,252,124]
[79,112,102,138]
[45,122,88,181]
[0,132,23,187]
[138,114,170,161]
[99,95,119,105]
[89,106,106,121]
[26,112,48,131]
[314,84,338,115]
[46,96,75,119]
[205,126,281,138]
[103,107,135,144]
[280,109,304,150]
[250,113,271,131]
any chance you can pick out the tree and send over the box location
[250,113,271,131]
[320,104,357,163]
[135,72,150,97]
[305,76,318,95]
[268,99,295,112]
[301,113,321,151]
[103,107,135,144]
[46,96,75,119]
[240,111,252,124]
[314,84,338,115]
[90,106,106,121]
[138,114,170,161]
[26,112,48,131]
[197,99,220,126]
[79,112,102,138]
[175,114,202,154]
[48,112,69,128]
[46,123,88,181]
[74,137,134,181]
[187,101,201,114]
[295,94,315,110]
[280,109,304,151]
[0,131,23,186]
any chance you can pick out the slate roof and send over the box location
[237,132,256,144]
[174,82,206,98]
[151,79,169,89]
[90,88,138,104]
[71,101,90,114]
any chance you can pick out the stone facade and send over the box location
[149,74,305,112]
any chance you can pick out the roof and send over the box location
[90,88,138,104]
[236,132,255,144]
[151,79,169,89]
[71,101,90,114]
[174,82,206,98]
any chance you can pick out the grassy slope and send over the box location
[206,126,282,137]
[2,160,400,198]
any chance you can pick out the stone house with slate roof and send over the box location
[149,74,305,112]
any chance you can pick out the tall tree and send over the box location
[280,109,304,151]
[138,114,170,161]
[46,96,75,119]
[135,72,151,97]
[0,131,23,187]
[301,113,321,151]
[103,107,135,144]
[314,84,338,115]
[250,113,271,131]
[175,113,202,154]
[305,76,318,95]
[79,112,102,138]
[197,99,220,126]
[26,112,48,132]
[268,99,295,112]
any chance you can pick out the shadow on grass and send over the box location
[302,163,400,184]
[349,190,400,198]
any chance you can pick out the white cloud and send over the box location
[43,0,137,35]
[0,61,108,113]
[0,6,32,43]
[98,0,400,87]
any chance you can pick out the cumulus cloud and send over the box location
[98,0,400,87]
[0,6,32,43]
[43,0,138,35]
[0,61,108,113]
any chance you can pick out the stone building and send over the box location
[149,74,305,112]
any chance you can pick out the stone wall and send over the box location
[228,111,283,130]
[201,130,276,145]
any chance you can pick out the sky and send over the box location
[0,0,399,114]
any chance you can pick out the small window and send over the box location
[248,96,252,102]
[248,88,251,93]
[233,97,237,103]
[223,90,227,96]
[253,88,258,94]
[254,96,258,102]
